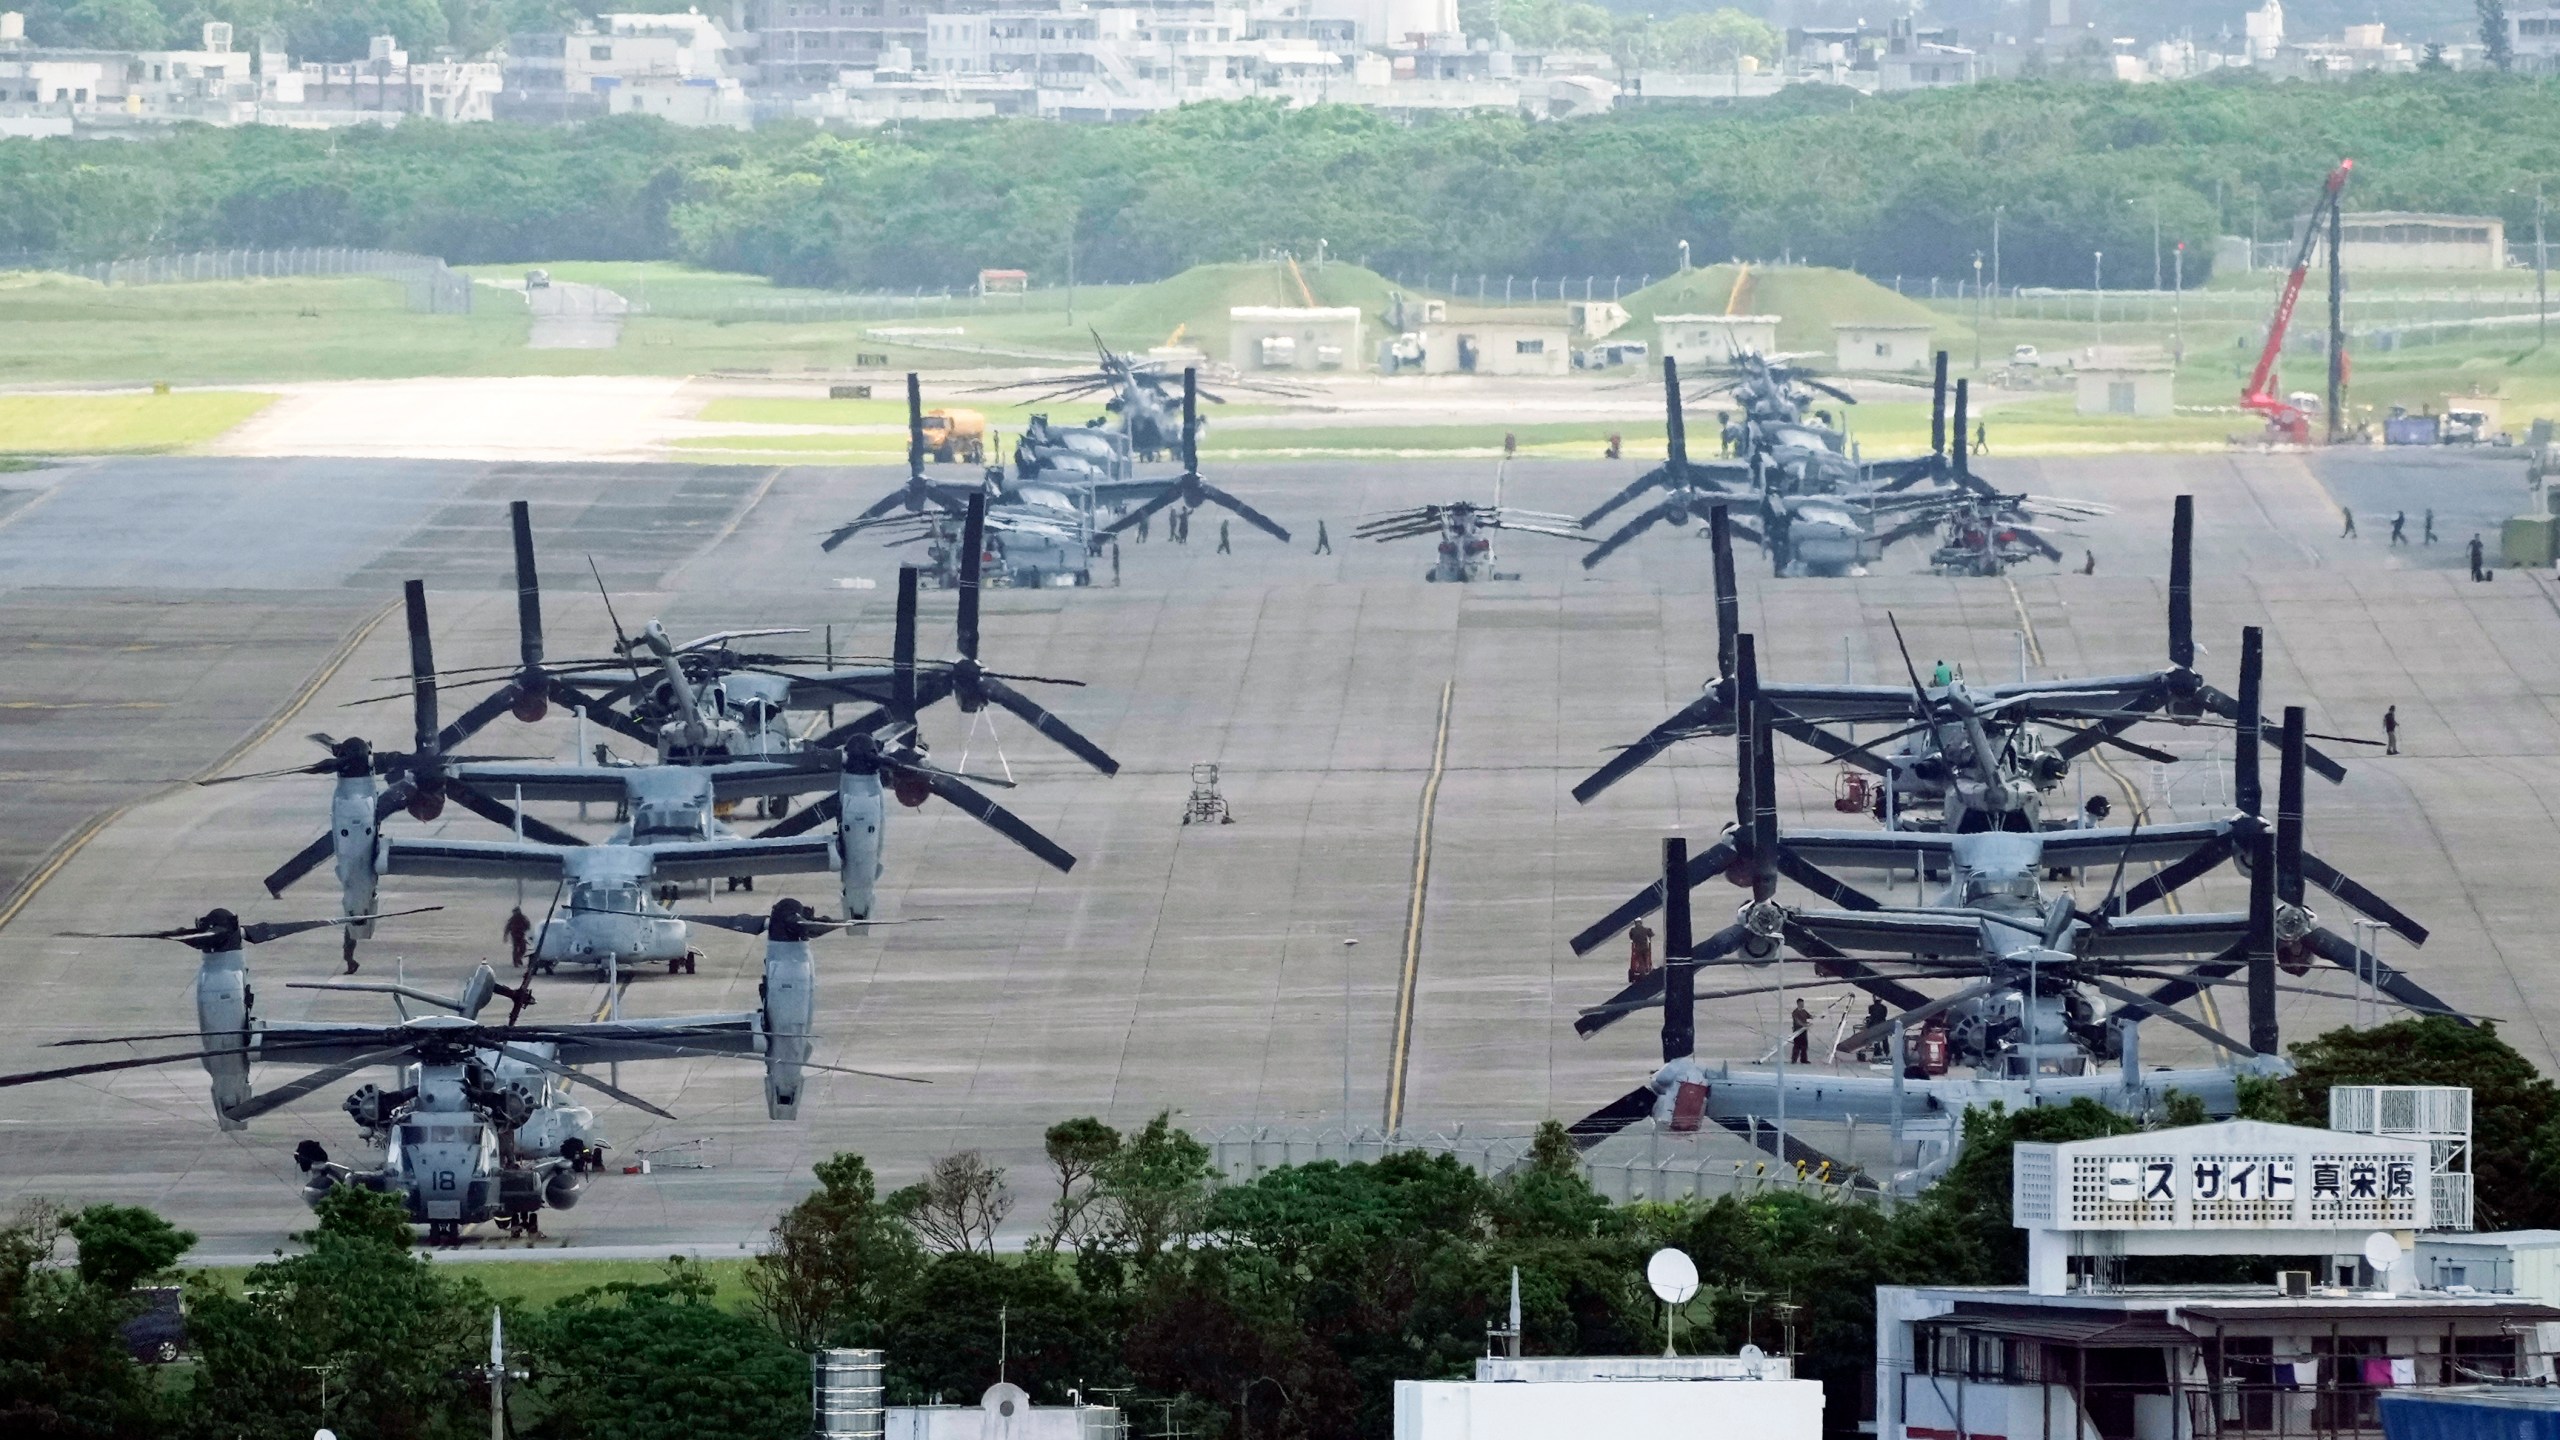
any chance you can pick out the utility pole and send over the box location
[2537,182,2547,351]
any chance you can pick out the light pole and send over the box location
[1342,938,1358,1131]
[1972,252,1984,369]
[2173,241,2186,365]
[2133,197,2161,291]
[2539,182,2548,351]
[2093,250,2104,348]
[1991,205,2003,314]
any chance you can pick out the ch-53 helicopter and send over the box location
[835,370,1294,556]
[1571,496,2341,841]
[974,332,1310,473]
[1584,354,2087,577]
[1558,637,2449,1192]
[1577,357,1953,575]
[1351,458,1594,581]
[4,899,915,1243]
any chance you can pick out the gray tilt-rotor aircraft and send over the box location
[3,899,912,1242]
[1570,496,2347,829]
[1559,630,2447,1193]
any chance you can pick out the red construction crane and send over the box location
[2243,158,2353,445]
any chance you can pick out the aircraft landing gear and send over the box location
[426,1220,461,1246]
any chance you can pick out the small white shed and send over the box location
[1833,321,1935,372]
[1657,314,1780,368]
[2074,361,2177,417]
[1228,305,1363,371]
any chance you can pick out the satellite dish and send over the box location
[1647,1247,1701,1305]
[2363,1231,2405,1273]
[1739,1343,1766,1364]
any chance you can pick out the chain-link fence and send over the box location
[14,246,472,314]
[1203,1122,1869,1206]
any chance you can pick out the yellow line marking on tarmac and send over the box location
[1383,677,1454,1135]
[0,597,399,934]
[2007,579,2213,1028]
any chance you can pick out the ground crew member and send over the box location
[1973,420,1988,456]
[2390,511,2407,545]
[1627,919,1655,983]
[2082,550,2097,575]
[1110,539,1121,585]
[504,906,533,968]
[1931,659,1953,686]
[1314,520,1331,555]
[1863,998,1890,1059]
[2424,509,2437,544]
[1788,998,1813,1064]
[1605,433,1622,460]
[1135,511,1149,543]
[2470,534,2487,581]
[1503,432,1517,458]
[1717,412,1733,456]
[2340,507,2357,539]
[1217,519,1231,554]
[2383,705,2399,756]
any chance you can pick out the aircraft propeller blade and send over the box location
[227,1046,418,1122]
[489,1042,678,1120]
[1580,500,1676,569]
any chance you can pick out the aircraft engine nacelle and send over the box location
[455,963,499,1019]
[193,948,253,1130]
[332,776,381,938]
[759,904,817,1120]
[838,754,886,921]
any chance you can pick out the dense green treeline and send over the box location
[11,1018,2560,1440]
[6,75,2560,290]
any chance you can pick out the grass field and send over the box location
[183,1255,757,1311]
[0,274,532,384]
[0,392,274,454]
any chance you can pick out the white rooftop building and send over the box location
[1398,1354,1821,1440]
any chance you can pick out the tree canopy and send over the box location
[7,75,2560,290]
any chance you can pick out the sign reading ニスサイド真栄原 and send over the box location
[2012,1120,2432,1233]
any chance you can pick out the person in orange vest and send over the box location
[1626,919,1655,983]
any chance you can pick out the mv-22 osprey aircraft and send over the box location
[1560,630,2445,1194]
[4,898,914,1242]
[1572,497,2347,839]
[245,571,1081,976]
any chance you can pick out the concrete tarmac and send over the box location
[0,442,2554,1253]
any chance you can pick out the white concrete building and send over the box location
[500,12,744,123]
[2313,212,2510,272]
[2508,6,2560,71]
[1397,1355,1820,1440]
[1833,321,1933,372]
[1230,305,1363,371]
[1395,318,1570,376]
[1657,314,1780,368]
[2074,358,2176,416]
[1876,1118,2560,1440]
